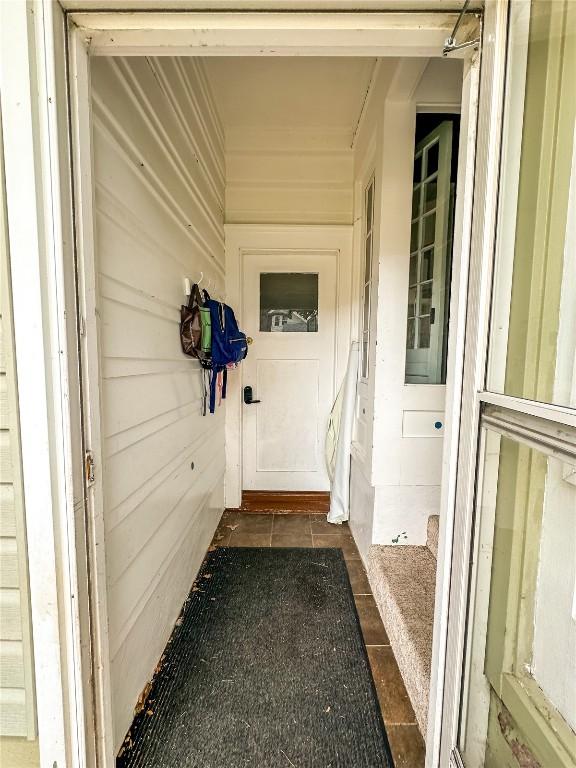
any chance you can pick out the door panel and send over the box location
[256,359,319,473]
[242,251,337,491]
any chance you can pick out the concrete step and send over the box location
[427,515,439,559]
[366,543,436,737]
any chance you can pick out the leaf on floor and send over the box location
[134,682,153,716]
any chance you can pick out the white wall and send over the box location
[225,127,353,224]
[415,58,464,109]
[0,155,36,740]
[348,60,394,556]
[90,56,225,751]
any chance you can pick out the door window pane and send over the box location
[364,233,373,284]
[410,220,419,252]
[407,286,417,317]
[420,249,434,282]
[418,316,431,348]
[259,273,318,332]
[409,254,418,285]
[425,141,439,177]
[406,318,415,349]
[423,179,438,213]
[413,153,422,183]
[419,282,432,315]
[362,333,369,379]
[422,212,436,247]
[487,0,576,408]
[365,183,373,232]
[412,186,421,217]
[362,284,370,330]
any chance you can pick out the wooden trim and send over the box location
[239,491,330,514]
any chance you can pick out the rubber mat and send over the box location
[117,547,394,768]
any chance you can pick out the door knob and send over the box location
[243,385,261,405]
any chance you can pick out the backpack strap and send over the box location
[209,369,217,414]
[201,369,209,416]
[187,283,204,310]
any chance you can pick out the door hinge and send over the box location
[85,450,95,487]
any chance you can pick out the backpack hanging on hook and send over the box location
[204,296,248,414]
[180,283,211,364]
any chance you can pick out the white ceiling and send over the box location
[203,57,377,134]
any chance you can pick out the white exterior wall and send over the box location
[90,56,226,751]
[0,153,36,741]
[225,127,353,225]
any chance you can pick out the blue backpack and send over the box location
[204,298,248,413]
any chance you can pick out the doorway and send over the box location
[60,11,482,768]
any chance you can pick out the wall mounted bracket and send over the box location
[443,0,481,57]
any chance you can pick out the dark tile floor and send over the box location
[211,510,426,768]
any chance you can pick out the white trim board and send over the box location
[68,10,481,58]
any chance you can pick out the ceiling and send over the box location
[203,57,377,134]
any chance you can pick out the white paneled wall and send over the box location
[90,56,225,751]
[0,195,36,739]
[225,127,354,224]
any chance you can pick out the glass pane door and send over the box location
[454,1,576,766]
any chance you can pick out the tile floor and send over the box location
[211,510,426,768]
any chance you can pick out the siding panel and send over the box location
[0,205,36,737]
[91,56,226,751]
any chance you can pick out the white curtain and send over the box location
[325,342,359,524]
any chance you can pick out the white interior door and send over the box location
[242,251,337,491]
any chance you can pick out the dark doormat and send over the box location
[117,547,394,768]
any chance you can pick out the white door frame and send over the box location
[225,225,354,507]
[435,2,512,765]
[0,1,90,766]
[11,7,487,766]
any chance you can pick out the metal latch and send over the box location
[85,451,95,486]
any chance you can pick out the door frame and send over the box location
[225,225,354,507]
[15,7,487,766]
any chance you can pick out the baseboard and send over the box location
[235,490,331,514]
